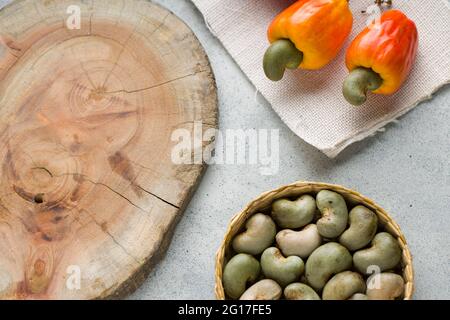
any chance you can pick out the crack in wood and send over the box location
[136,185,179,209]
[12,185,35,203]
[126,158,160,175]
[81,175,178,211]
[104,70,207,95]
[81,208,142,265]
[89,13,93,36]
[100,15,145,88]
[48,171,177,212]
[147,12,170,37]
[0,196,13,218]
[31,166,54,178]
[79,60,96,91]
[59,172,150,214]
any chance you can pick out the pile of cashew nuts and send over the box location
[222,190,405,300]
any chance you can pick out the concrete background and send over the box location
[1,0,448,300]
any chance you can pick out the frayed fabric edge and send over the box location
[190,0,450,159]
[322,80,450,158]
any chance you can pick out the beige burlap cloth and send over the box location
[192,0,450,157]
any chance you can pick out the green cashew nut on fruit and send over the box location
[284,283,320,300]
[305,242,352,291]
[263,39,303,81]
[261,247,304,287]
[240,279,282,300]
[276,224,322,258]
[271,195,316,229]
[232,213,276,255]
[322,271,366,300]
[353,232,402,275]
[343,67,383,106]
[223,254,260,299]
[366,272,405,300]
[316,190,349,238]
[339,205,378,251]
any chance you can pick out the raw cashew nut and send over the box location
[284,283,320,300]
[271,195,316,229]
[353,232,402,274]
[240,279,282,300]
[316,190,349,238]
[223,254,260,299]
[366,273,405,300]
[305,242,352,291]
[339,206,378,251]
[349,293,368,300]
[276,224,322,258]
[263,39,303,81]
[261,247,304,287]
[322,271,366,300]
[232,213,276,255]
[343,67,383,106]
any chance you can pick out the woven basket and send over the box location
[215,181,414,300]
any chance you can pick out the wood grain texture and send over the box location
[0,0,217,299]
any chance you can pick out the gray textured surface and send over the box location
[1,0,448,300]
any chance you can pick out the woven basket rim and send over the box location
[215,181,414,300]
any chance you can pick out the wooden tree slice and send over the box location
[0,0,217,299]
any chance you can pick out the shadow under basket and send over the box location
[215,181,414,300]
